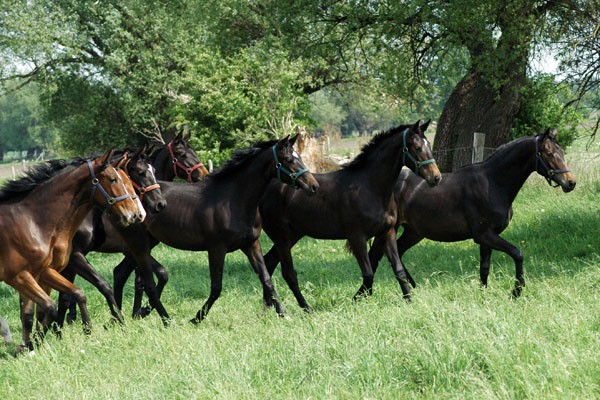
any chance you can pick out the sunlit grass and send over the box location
[0,150,598,399]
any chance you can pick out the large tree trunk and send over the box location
[434,64,526,171]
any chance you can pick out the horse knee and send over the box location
[71,288,87,305]
[155,267,168,285]
[281,266,298,283]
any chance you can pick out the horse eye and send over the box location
[110,178,117,183]
[415,146,422,152]
[547,153,554,158]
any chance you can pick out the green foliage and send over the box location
[513,74,582,147]
[0,83,57,158]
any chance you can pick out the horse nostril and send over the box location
[434,175,441,184]
[568,180,576,189]
[311,183,318,193]
[156,200,166,212]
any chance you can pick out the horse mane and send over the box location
[475,136,532,167]
[0,158,92,202]
[342,124,411,170]
[210,139,278,180]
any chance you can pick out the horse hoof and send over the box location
[302,306,314,314]
[189,317,201,325]
[138,306,152,318]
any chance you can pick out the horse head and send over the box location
[168,130,210,182]
[273,135,319,195]
[90,149,146,227]
[402,120,442,187]
[535,128,576,192]
[124,145,167,214]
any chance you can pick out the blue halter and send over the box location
[535,136,570,187]
[272,145,308,190]
[87,160,135,213]
[402,128,436,176]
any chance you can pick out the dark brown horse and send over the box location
[259,121,441,312]
[112,135,319,323]
[0,150,144,350]
[57,138,208,326]
[368,128,576,297]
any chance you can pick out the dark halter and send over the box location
[87,160,136,213]
[535,136,570,187]
[402,128,436,176]
[123,152,161,202]
[272,145,308,190]
[168,140,205,183]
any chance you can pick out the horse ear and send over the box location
[183,131,191,142]
[133,145,146,160]
[420,119,431,133]
[146,143,156,157]
[550,127,559,138]
[114,155,127,170]
[289,134,299,147]
[541,128,550,139]
[99,148,115,166]
[412,120,421,131]
[174,130,183,143]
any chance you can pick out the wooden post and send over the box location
[208,160,213,172]
[472,132,485,164]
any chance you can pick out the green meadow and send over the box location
[0,149,599,399]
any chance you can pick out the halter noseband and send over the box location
[87,160,136,213]
[123,152,161,202]
[535,136,570,187]
[168,140,205,183]
[272,145,308,190]
[402,128,436,176]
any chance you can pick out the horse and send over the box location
[57,137,208,326]
[0,150,144,350]
[258,120,441,313]
[111,135,319,323]
[367,128,576,297]
[0,315,12,343]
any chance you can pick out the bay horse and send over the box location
[259,121,441,313]
[57,137,208,326]
[368,128,576,297]
[0,150,144,350]
[112,135,319,323]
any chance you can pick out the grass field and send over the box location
[0,143,599,399]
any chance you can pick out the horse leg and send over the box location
[113,255,137,310]
[261,246,280,309]
[133,256,168,318]
[475,231,524,297]
[38,268,92,334]
[191,248,226,323]
[274,238,312,313]
[394,228,424,288]
[347,236,375,300]
[379,228,413,300]
[8,271,57,350]
[479,245,492,287]
[128,253,170,325]
[242,240,286,317]
[56,264,77,326]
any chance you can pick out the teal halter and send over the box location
[402,128,436,176]
[272,145,308,190]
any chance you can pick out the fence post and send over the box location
[472,132,485,164]
[208,159,213,172]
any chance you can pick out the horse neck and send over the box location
[29,163,95,236]
[152,146,176,181]
[485,138,536,202]
[350,139,405,200]
[215,148,274,213]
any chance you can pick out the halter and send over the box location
[272,145,308,190]
[535,136,570,187]
[87,160,136,213]
[168,140,205,183]
[123,152,161,202]
[402,128,436,176]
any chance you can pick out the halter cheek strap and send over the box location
[272,145,308,190]
[87,160,135,213]
[535,136,570,187]
[402,128,436,176]
[168,141,205,183]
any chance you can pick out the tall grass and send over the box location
[0,149,598,399]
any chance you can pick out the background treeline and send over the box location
[1,1,598,168]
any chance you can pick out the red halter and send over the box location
[168,141,204,183]
[123,152,161,202]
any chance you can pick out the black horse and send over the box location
[368,128,576,297]
[111,135,319,323]
[259,121,441,313]
[56,135,208,326]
